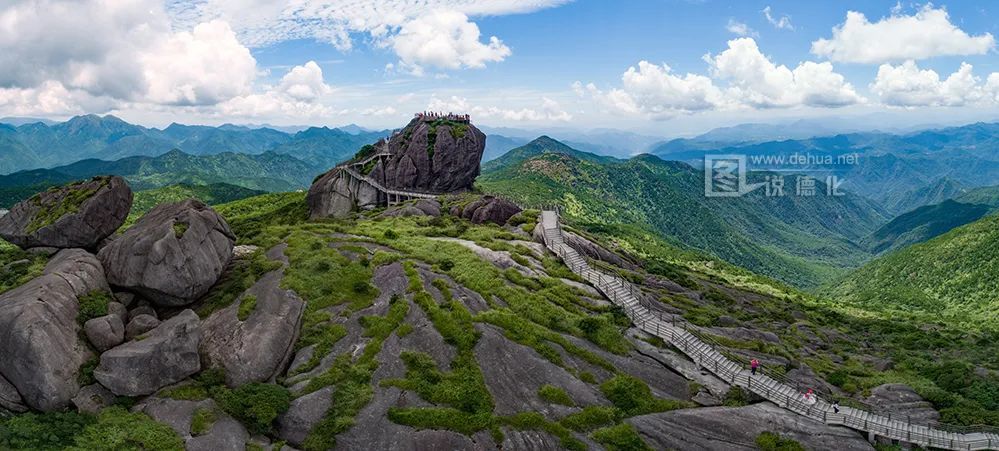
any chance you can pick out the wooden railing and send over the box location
[539,209,999,451]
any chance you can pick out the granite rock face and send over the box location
[0,249,108,411]
[94,310,202,396]
[200,246,305,387]
[865,383,940,425]
[0,176,132,249]
[98,199,235,306]
[628,402,873,451]
[308,117,485,218]
[84,314,125,352]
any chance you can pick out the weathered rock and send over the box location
[0,374,27,413]
[126,314,161,340]
[107,301,128,324]
[201,245,305,387]
[94,310,201,396]
[129,304,157,322]
[308,117,485,219]
[71,384,115,414]
[187,415,250,451]
[628,402,873,450]
[276,386,334,446]
[865,383,940,425]
[114,291,137,308]
[458,196,521,225]
[133,397,249,450]
[84,314,125,352]
[474,324,608,419]
[0,249,107,411]
[98,199,235,306]
[564,230,639,270]
[414,199,442,216]
[0,176,132,249]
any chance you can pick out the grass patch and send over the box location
[755,431,805,451]
[237,295,257,321]
[69,406,184,451]
[590,423,651,451]
[197,250,281,318]
[190,407,217,436]
[600,374,690,416]
[76,290,111,325]
[560,406,620,432]
[538,384,575,406]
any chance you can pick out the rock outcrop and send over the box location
[628,402,873,450]
[454,195,521,225]
[84,314,125,352]
[94,310,202,396]
[308,116,485,218]
[0,249,108,411]
[200,244,305,387]
[98,199,235,306]
[865,383,940,425]
[0,176,132,249]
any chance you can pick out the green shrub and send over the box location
[384,229,398,240]
[159,383,209,401]
[172,222,189,239]
[723,386,750,407]
[755,431,805,451]
[538,384,575,406]
[600,374,686,416]
[78,357,98,386]
[69,407,184,451]
[590,423,651,451]
[77,290,111,324]
[0,411,94,450]
[213,383,291,435]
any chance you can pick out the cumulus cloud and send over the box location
[427,95,572,122]
[168,0,567,73]
[580,38,861,120]
[391,10,511,75]
[870,60,999,107]
[217,61,335,119]
[811,5,995,63]
[0,0,259,109]
[276,61,333,101]
[706,38,863,108]
[762,6,793,30]
[726,19,758,38]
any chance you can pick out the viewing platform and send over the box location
[415,111,470,123]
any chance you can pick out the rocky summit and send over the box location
[0,175,131,249]
[308,115,486,218]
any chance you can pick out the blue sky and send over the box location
[2,0,999,136]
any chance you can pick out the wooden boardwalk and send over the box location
[539,209,999,451]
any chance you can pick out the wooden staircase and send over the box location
[539,209,999,451]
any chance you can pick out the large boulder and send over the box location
[276,386,334,446]
[84,314,125,352]
[0,249,107,411]
[865,383,940,425]
[457,196,521,225]
[94,310,202,396]
[308,116,485,219]
[0,176,132,249]
[200,249,305,387]
[98,199,235,306]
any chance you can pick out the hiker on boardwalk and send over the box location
[832,401,840,413]
[802,388,817,405]
[750,358,759,375]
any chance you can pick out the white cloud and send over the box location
[726,19,758,38]
[762,6,793,30]
[391,10,511,75]
[811,5,995,63]
[276,61,333,101]
[427,95,572,122]
[580,38,862,119]
[706,38,863,108]
[0,0,259,107]
[870,60,999,107]
[142,20,257,105]
[167,0,567,73]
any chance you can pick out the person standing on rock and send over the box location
[750,358,759,375]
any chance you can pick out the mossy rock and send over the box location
[0,175,132,249]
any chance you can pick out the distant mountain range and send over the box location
[651,122,999,215]
[0,149,318,207]
[0,114,388,174]
[480,136,887,287]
